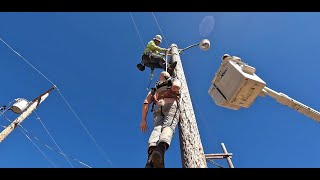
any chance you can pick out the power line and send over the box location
[129,12,145,51]
[18,127,57,167]
[3,115,57,167]
[130,13,164,91]
[18,123,92,168]
[33,111,74,167]
[0,35,112,167]
[56,88,112,167]
[0,101,14,118]
[0,37,56,87]
[151,12,169,48]
[3,115,92,168]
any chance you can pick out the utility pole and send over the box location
[170,44,207,168]
[0,86,56,143]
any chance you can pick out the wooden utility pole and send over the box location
[0,86,56,143]
[170,44,207,168]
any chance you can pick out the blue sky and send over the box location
[1,12,320,168]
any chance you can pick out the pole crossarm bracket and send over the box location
[204,143,235,168]
[205,153,233,159]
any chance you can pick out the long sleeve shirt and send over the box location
[143,40,167,55]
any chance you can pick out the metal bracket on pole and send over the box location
[205,143,235,168]
[178,43,200,54]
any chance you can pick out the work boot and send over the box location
[145,153,153,168]
[151,142,168,168]
[167,61,177,76]
[145,147,155,168]
[137,63,145,71]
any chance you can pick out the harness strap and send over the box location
[146,69,155,91]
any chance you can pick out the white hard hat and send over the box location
[153,35,162,43]
[222,54,232,61]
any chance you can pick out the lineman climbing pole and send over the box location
[170,44,207,168]
[0,86,56,143]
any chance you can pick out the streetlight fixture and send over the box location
[179,39,211,53]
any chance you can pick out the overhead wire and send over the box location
[33,111,74,167]
[19,124,92,168]
[18,127,57,168]
[0,100,14,118]
[129,12,145,51]
[151,12,169,48]
[4,115,92,168]
[0,37,56,86]
[129,12,159,90]
[3,115,57,167]
[151,12,171,77]
[55,89,112,167]
[0,35,112,167]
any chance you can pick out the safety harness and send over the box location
[142,50,168,91]
[150,78,180,112]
